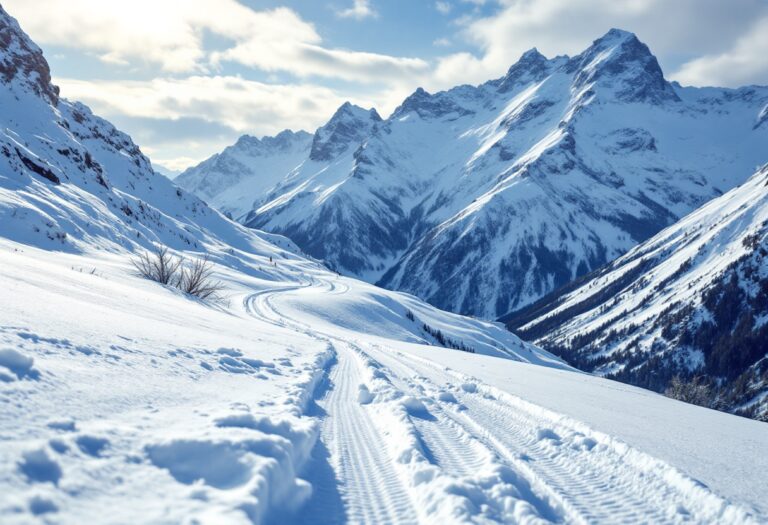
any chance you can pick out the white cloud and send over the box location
[672,17,768,87]
[212,43,428,85]
[433,38,452,47]
[56,75,357,134]
[5,0,238,72]
[431,0,768,89]
[4,0,422,83]
[435,1,452,14]
[337,0,378,20]
[54,74,411,169]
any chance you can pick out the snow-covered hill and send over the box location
[505,165,768,420]
[5,237,768,524]
[181,29,768,319]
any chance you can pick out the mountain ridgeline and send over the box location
[178,29,768,320]
[0,4,299,259]
[505,165,768,420]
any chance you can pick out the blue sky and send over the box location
[6,0,768,172]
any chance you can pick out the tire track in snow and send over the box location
[411,417,489,478]
[360,347,495,480]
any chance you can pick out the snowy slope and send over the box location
[3,238,767,524]
[174,131,313,219]
[505,165,768,420]
[209,29,768,319]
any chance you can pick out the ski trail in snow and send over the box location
[244,277,757,524]
[316,343,418,524]
[358,349,496,480]
[245,287,418,524]
[365,345,757,525]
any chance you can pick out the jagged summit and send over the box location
[309,102,381,161]
[568,28,679,103]
[392,85,475,119]
[232,129,312,154]
[0,6,59,104]
[595,27,639,45]
[497,47,553,92]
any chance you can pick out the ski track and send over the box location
[246,284,419,525]
[244,277,755,525]
[366,346,672,524]
[359,348,494,480]
[322,344,419,524]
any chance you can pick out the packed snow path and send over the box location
[303,344,419,525]
[245,278,758,525]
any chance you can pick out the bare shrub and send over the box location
[179,255,224,300]
[132,246,224,301]
[131,245,181,285]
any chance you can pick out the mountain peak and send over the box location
[231,129,312,156]
[0,6,59,104]
[234,134,261,148]
[309,102,380,161]
[568,28,679,104]
[520,47,546,61]
[596,28,639,45]
[392,86,474,119]
[497,47,551,92]
[577,28,653,67]
[331,101,382,123]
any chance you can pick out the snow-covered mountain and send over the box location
[0,4,301,258]
[181,29,768,319]
[174,130,313,219]
[505,164,768,420]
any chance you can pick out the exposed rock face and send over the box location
[310,102,381,162]
[0,5,58,104]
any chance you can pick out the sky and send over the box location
[5,0,768,174]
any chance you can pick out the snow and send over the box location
[3,235,766,523]
[2,6,767,523]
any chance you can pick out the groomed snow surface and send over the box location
[1,239,766,525]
